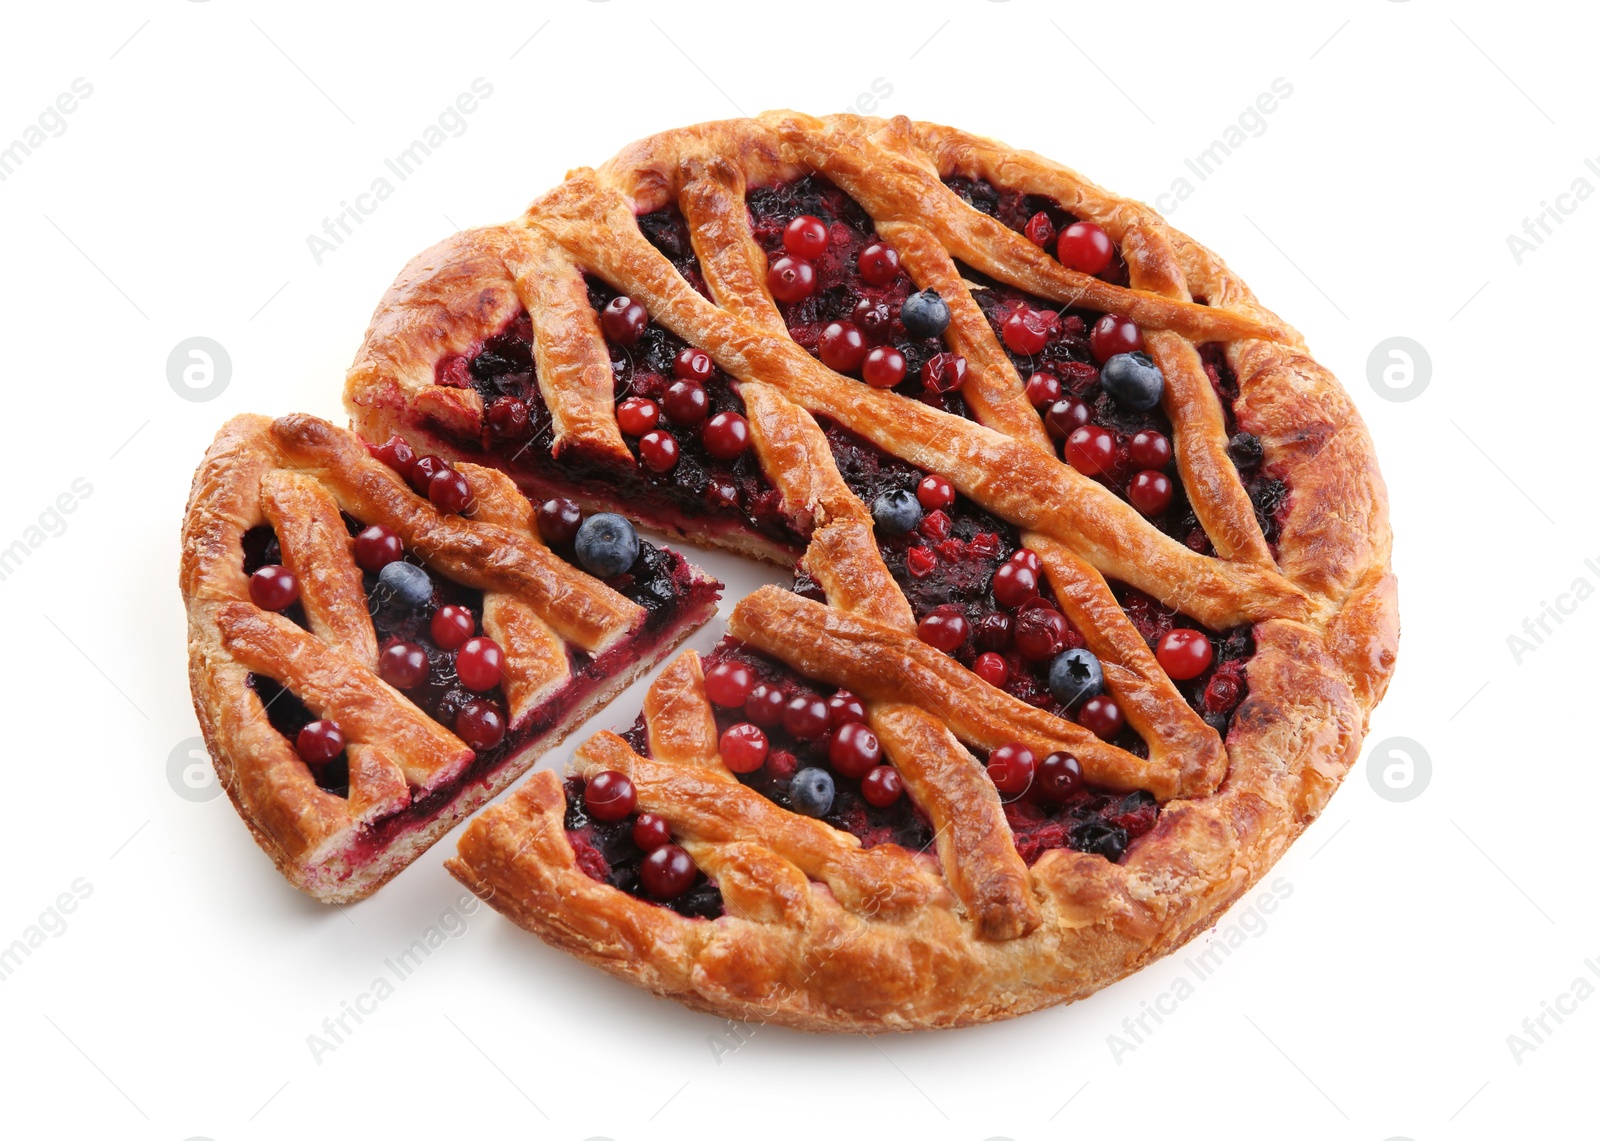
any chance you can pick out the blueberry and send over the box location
[574,512,640,577]
[789,767,835,817]
[1069,819,1128,862]
[1227,431,1263,469]
[377,561,433,608]
[899,289,950,339]
[871,489,923,535]
[1048,648,1104,707]
[1101,351,1165,411]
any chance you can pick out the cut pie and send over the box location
[180,412,719,903]
[346,110,1396,1030]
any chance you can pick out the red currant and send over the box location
[429,467,475,515]
[860,765,904,808]
[993,560,1041,609]
[379,641,429,689]
[456,699,505,751]
[702,411,750,460]
[585,770,637,821]
[783,694,830,740]
[974,652,1009,688]
[819,321,867,373]
[409,454,450,497]
[857,242,900,285]
[703,660,755,708]
[1065,425,1117,476]
[1037,752,1083,801]
[977,612,1013,651]
[1079,695,1125,739]
[632,813,672,851]
[1002,308,1056,355]
[249,565,299,611]
[1024,372,1061,407]
[537,497,582,546]
[719,722,769,773]
[640,843,696,899]
[828,722,882,779]
[1090,314,1143,363]
[616,397,659,436]
[487,396,530,441]
[916,474,955,511]
[853,297,893,336]
[430,604,475,650]
[744,683,787,727]
[296,719,345,764]
[986,743,1036,797]
[673,346,713,383]
[1057,221,1115,275]
[784,215,829,259]
[1129,429,1172,469]
[1129,470,1174,516]
[456,636,504,691]
[663,380,709,426]
[827,690,867,728]
[1045,398,1091,440]
[637,430,680,473]
[1023,211,1056,248]
[862,346,907,388]
[767,255,817,303]
[917,605,970,653]
[1156,628,1214,680]
[373,434,416,478]
[920,352,967,393]
[1009,548,1043,575]
[601,296,648,345]
[1014,607,1068,661]
[353,524,403,572]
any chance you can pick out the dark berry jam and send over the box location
[561,776,724,919]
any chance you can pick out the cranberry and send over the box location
[783,694,830,740]
[702,411,750,460]
[1002,308,1055,355]
[1023,211,1056,248]
[1065,425,1117,476]
[409,454,451,497]
[992,561,1040,609]
[919,510,951,541]
[637,430,680,473]
[1156,628,1214,680]
[1014,607,1068,661]
[249,565,299,611]
[917,606,970,653]
[487,396,530,441]
[828,722,882,778]
[379,641,429,688]
[601,296,647,345]
[1079,695,1125,739]
[986,743,1036,797]
[663,380,709,426]
[430,604,475,650]
[767,255,817,303]
[616,397,659,436]
[862,346,907,388]
[1037,752,1083,801]
[977,612,1013,651]
[632,813,672,851]
[704,660,755,708]
[1204,672,1242,714]
[429,467,475,515]
[1129,429,1172,469]
[537,497,582,546]
[455,636,504,691]
[455,699,505,751]
[640,844,696,900]
[853,297,893,336]
[1024,372,1061,407]
[1010,548,1043,575]
[1090,314,1144,363]
[295,719,345,764]
[920,352,967,393]
[673,346,713,383]
[373,434,417,478]
[719,722,769,773]
[745,683,787,727]
[906,546,936,579]
[1045,397,1091,440]
[784,215,829,259]
[1057,221,1115,275]
[827,690,867,728]
[858,242,900,285]
[974,652,1009,688]
[1129,470,1174,516]
[584,770,637,821]
[916,474,955,511]
[819,321,867,373]
[861,765,904,808]
[353,524,403,572]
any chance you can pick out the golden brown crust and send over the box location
[333,112,1397,1028]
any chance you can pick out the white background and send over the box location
[1,1,1594,1138]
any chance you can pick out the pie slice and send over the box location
[348,111,1395,1030]
[180,412,719,903]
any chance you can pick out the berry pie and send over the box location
[180,413,719,902]
[360,110,1393,1030]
